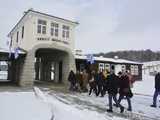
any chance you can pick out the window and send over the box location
[22,26,24,38]
[16,31,19,43]
[105,64,110,71]
[121,65,126,72]
[134,65,139,75]
[10,37,12,47]
[37,19,47,34]
[130,65,139,75]
[51,22,59,37]
[62,25,70,38]
[99,63,104,72]
[42,26,46,34]
[80,64,85,72]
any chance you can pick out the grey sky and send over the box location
[0,0,160,53]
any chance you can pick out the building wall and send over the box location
[8,10,77,87]
[10,10,76,54]
[75,59,142,81]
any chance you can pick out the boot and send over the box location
[127,108,132,111]
[120,107,124,113]
[150,104,156,108]
[107,109,113,113]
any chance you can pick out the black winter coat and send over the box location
[95,73,103,86]
[68,71,76,84]
[155,73,160,90]
[107,73,119,95]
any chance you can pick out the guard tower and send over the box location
[8,9,78,86]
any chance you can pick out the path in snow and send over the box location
[48,91,160,120]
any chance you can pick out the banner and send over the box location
[87,54,95,64]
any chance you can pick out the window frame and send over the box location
[22,26,24,39]
[50,22,59,37]
[16,31,19,43]
[62,25,70,39]
[99,63,105,71]
[130,65,139,75]
[37,19,47,34]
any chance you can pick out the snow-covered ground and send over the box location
[0,71,159,120]
[133,74,155,96]
[0,91,127,120]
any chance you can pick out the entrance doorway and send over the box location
[35,49,66,84]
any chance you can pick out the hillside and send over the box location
[94,49,160,62]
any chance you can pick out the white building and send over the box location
[7,9,78,86]
[143,61,160,75]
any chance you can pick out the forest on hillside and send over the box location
[94,49,160,62]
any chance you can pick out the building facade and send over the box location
[143,61,160,75]
[4,9,143,86]
[8,9,78,86]
[75,55,143,81]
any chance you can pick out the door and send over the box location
[59,61,62,83]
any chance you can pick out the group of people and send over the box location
[68,68,135,113]
[68,69,89,92]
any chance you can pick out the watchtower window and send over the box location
[16,31,19,43]
[51,22,59,37]
[37,19,47,34]
[62,25,70,39]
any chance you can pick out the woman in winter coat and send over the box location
[117,71,133,111]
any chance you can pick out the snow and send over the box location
[132,74,155,96]
[75,55,142,65]
[0,92,51,120]
[0,85,159,120]
[0,91,126,120]
[0,65,159,120]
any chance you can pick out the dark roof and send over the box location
[8,9,79,36]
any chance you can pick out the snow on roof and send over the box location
[0,48,26,54]
[75,55,142,65]
[143,61,160,66]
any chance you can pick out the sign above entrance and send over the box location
[37,37,69,45]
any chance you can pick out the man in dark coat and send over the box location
[68,70,77,91]
[106,70,124,113]
[95,71,104,97]
[117,71,132,111]
[151,72,160,108]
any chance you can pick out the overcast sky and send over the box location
[0,0,160,53]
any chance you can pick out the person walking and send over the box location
[126,70,135,88]
[106,70,124,113]
[95,70,104,97]
[117,71,133,111]
[68,70,77,91]
[76,70,83,91]
[102,70,110,96]
[82,69,89,92]
[150,72,160,108]
[88,70,97,96]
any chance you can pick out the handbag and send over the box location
[128,89,133,98]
